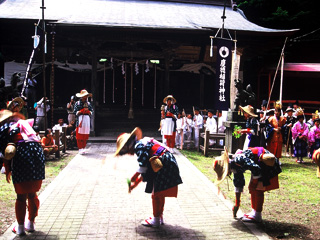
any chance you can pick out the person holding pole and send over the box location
[284,106,296,157]
[266,101,286,159]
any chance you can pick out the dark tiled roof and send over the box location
[0,0,296,33]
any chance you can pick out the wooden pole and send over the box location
[41,0,47,129]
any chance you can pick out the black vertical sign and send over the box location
[213,38,232,111]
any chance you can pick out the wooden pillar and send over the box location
[164,55,170,96]
[91,49,97,136]
[128,63,134,118]
[200,73,204,108]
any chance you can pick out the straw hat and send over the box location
[260,152,276,167]
[213,146,230,185]
[239,105,258,118]
[76,89,92,98]
[7,97,24,111]
[114,127,143,156]
[163,95,176,104]
[0,109,25,125]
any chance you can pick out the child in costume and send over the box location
[266,101,286,159]
[0,110,45,236]
[193,107,203,148]
[213,147,281,223]
[239,105,260,150]
[292,108,309,163]
[74,89,93,155]
[114,127,183,227]
[183,113,193,149]
[308,111,320,159]
[175,111,185,150]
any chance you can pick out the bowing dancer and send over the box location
[74,89,93,155]
[0,110,45,236]
[162,95,179,153]
[114,127,183,227]
[213,147,281,223]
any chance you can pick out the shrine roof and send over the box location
[0,0,297,33]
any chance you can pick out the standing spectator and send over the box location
[52,118,68,135]
[259,100,268,122]
[216,110,226,133]
[114,127,183,227]
[292,108,309,163]
[74,89,93,155]
[184,113,193,149]
[41,129,58,159]
[266,101,286,159]
[306,112,316,129]
[162,95,179,153]
[205,109,217,134]
[205,109,217,146]
[175,111,185,150]
[283,107,296,157]
[0,109,45,236]
[239,105,260,150]
[25,72,37,109]
[67,95,76,124]
[308,113,320,159]
[193,107,203,148]
[35,97,50,131]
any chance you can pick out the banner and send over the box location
[213,38,232,111]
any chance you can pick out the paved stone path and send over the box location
[1,143,270,240]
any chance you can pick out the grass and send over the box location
[0,150,77,235]
[180,149,320,240]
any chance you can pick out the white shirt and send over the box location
[193,114,203,129]
[36,98,50,117]
[176,117,185,133]
[184,118,193,133]
[52,123,68,133]
[206,116,217,134]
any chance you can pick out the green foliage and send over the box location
[236,0,317,32]
[232,125,242,139]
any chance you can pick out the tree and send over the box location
[236,0,318,33]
